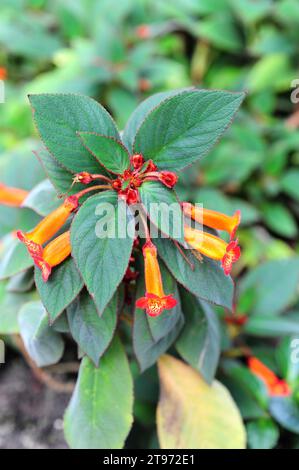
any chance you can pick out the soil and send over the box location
[0,354,71,449]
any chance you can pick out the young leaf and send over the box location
[155,236,234,310]
[157,355,246,449]
[123,89,188,153]
[18,300,64,367]
[35,257,84,324]
[79,133,130,174]
[71,191,134,314]
[139,181,185,244]
[134,89,245,171]
[64,336,133,449]
[67,290,118,366]
[29,94,120,173]
[176,289,220,384]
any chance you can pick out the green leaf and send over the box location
[34,147,76,195]
[123,90,187,153]
[247,418,279,449]
[29,93,120,173]
[221,360,268,409]
[71,191,134,314]
[0,206,40,240]
[247,54,293,92]
[245,314,299,337]
[7,269,34,293]
[176,289,220,384]
[134,89,245,171]
[133,273,184,372]
[18,301,64,367]
[157,355,246,449]
[22,179,61,216]
[139,181,185,244]
[239,258,299,316]
[155,236,234,310]
[281,169,299,201]
[67,290,118,366]
[52,313,70,334]
[221,374,266,420]
[0,282,38,334]
[270,397,299,434]
[195,14,242,52]
[79,133,130,174]
[262,203,297,238]
[64,336,133,449]
[35,257,84,324]
[0,238,33,280]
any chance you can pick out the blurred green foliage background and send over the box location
[1,0,299,449]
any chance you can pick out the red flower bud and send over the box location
[130,154,144,170]
[126,188,139,205]
[123,169,133,180]
[112,178,122,191]
[75,172,93,184]
[145,160,157,172]
[138,78,151,92]
[159,171,178,188]
[119,188,139,205]
[124,267,139,282]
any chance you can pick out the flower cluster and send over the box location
[135,206,241,317]
[76,154,178,205]
[11,152,241,313]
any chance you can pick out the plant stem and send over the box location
[75,184,111,200]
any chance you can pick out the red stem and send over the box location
[74,184,111,200]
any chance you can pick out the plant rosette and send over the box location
[0,88,249,449]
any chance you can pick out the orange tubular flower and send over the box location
[248,357,291,397]
[182,203,241,239]
[136,241,177,317]
[0,183,28,207]
[35,231,72,282]
[17,196,78,260]
[184,226,241,275]
[0,67,7,80]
